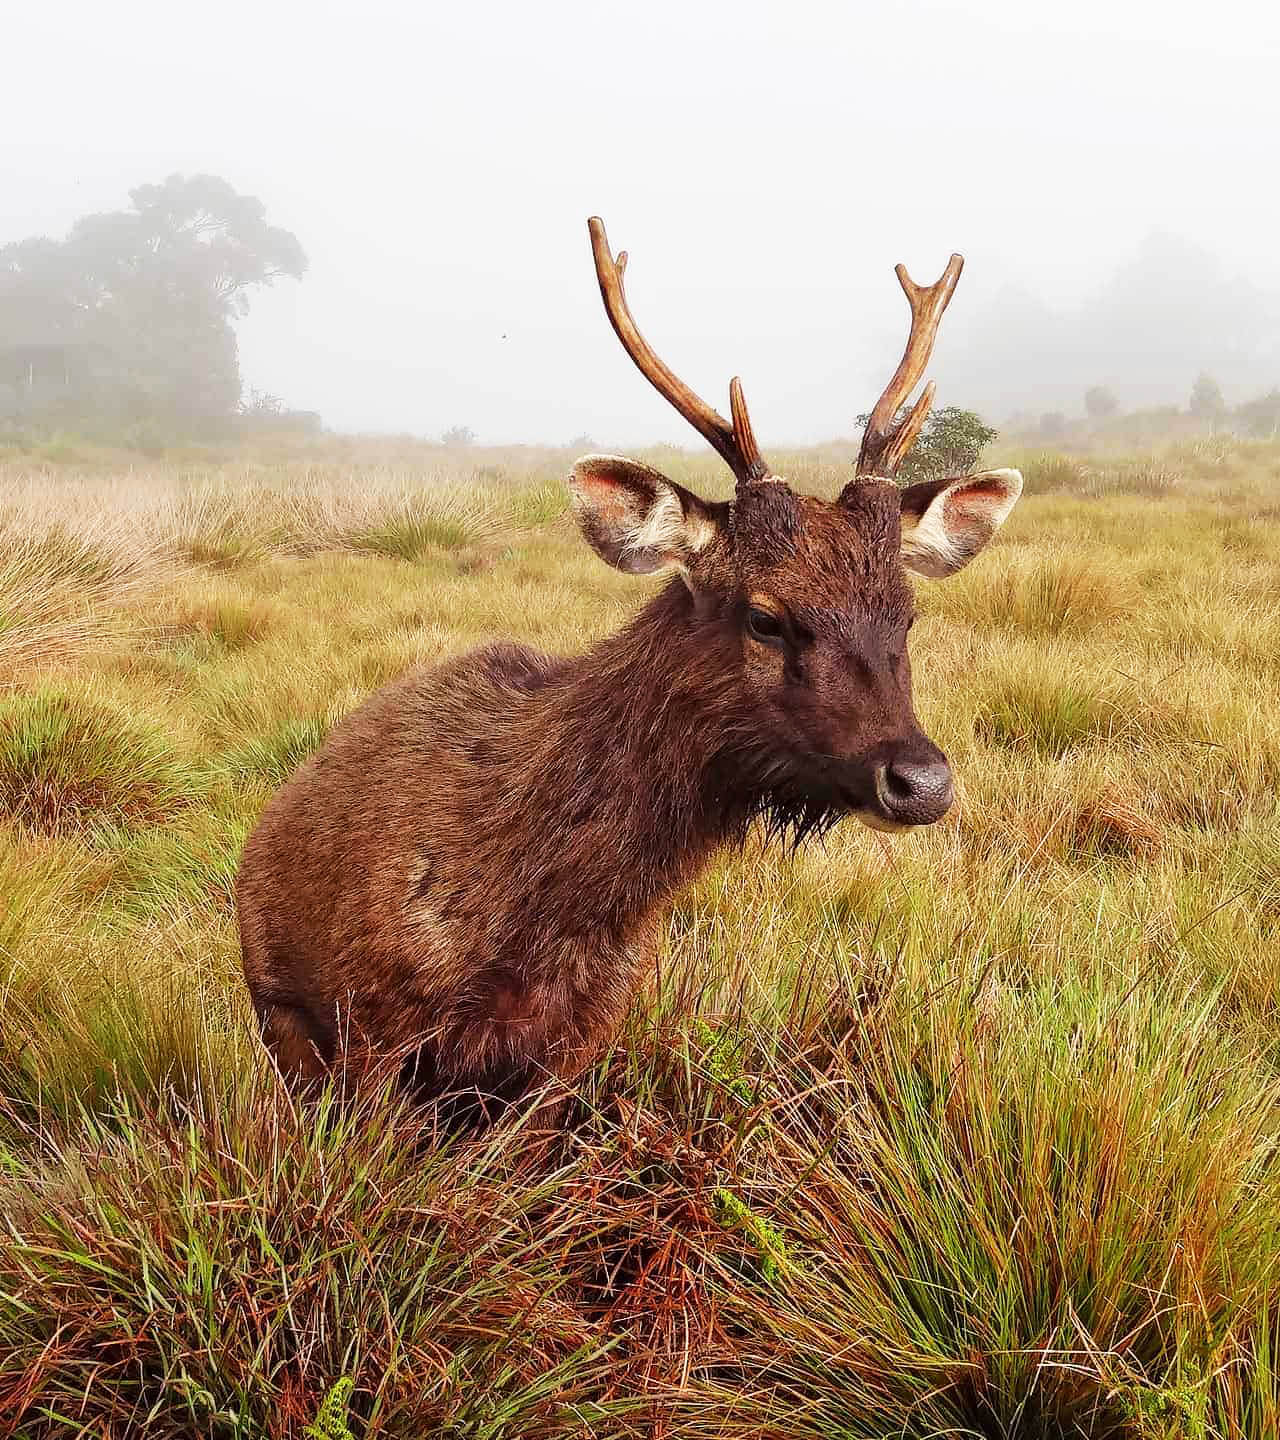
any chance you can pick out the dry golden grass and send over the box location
[0,433,1278,1436]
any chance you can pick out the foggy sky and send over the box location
[4,0,1279,445]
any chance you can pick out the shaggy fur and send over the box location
[236,463,1019,1118]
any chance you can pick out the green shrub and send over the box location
[855,404,997,480]
[0,688,197,835]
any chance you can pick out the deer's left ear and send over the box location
[899,468,1022,578]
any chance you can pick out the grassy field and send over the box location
[1,432,1279,1437]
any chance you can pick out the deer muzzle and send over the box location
[824,733,953,832]
[870,745,954,828]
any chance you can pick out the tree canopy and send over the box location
[0,174,306,433]
[1084,385,1119,419]
[1189,373,1227,421]
[855,405,998,482]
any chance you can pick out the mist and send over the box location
[3,0,1278,445]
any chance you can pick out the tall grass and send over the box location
[1,435,1279,1435]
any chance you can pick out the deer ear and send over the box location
[568,455,722,575]
[899,468,1022,578]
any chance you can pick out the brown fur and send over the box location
[237,469,1010,1118]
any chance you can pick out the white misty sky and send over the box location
[3,0,1278,444]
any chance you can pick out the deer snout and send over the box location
[870,743,953,828]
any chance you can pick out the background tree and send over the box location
[1189,372,1227,423]
[854,405,997,481]
[0,174,305,433]
[1084,385,1119,420]
[441,425,476,447]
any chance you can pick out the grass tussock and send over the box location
[928,547,1139,635]
[1,434,1280,1433]
[0,686,198,836]
[0,515,166,678]
[349,506,475,560]
[972,654,1132,757]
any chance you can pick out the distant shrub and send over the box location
[122,416,218,455]
[1084,385,1119,419]
[1189,372,1227,422]
[1018,452,1088,493]
[441,424,476,447]
[240,388,284,420]
[854,404,997,480]
[35,438,87,465]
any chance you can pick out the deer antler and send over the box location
[588,216,770,488]
[856,254,964,478]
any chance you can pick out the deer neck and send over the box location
[502,579,742,941]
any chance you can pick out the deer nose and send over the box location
[873,751,954,827]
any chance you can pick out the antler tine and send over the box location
[856,253,964,478]
[588,216,769,487]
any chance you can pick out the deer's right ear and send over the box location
[568,455,722,575]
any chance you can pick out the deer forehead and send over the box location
[729,485,911,617]
[732,485,901,567]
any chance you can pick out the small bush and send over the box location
[1017,451,1089,493]
[0,688,197,835]
[856,404,996,480]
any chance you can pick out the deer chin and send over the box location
[851,809,913,835]
[785,757,908,832]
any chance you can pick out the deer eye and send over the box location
[746,607,786,647]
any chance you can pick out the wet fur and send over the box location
[237,477,969,1119]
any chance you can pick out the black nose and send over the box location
[873,752,954,827]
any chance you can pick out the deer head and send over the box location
[569,217,1021,838]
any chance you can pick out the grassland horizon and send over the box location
[1,431,1279,1437]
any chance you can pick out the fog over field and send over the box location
[3,0,1278,443]
[10,5,1280,1432]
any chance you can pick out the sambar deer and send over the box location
[236,216,1022,1118]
